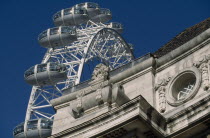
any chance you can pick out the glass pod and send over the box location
[128,43,134,51]
[24,62,67,86]
[38,26,77,48]
[107,22,123,34]
[13,119,53,138]
[53,8,89,26]
[74,2,100,19]
[91,8,112,23]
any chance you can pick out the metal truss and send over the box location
[24,21,134,128]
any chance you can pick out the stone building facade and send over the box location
[49,18,210,137]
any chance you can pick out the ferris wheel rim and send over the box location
[75,27,134,84]
[23,23,135,133]
[85,28,135,61]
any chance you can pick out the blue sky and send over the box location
[1,0,210,137]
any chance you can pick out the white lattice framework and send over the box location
[24,21,134,128]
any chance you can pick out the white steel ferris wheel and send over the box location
[14,2,134,138]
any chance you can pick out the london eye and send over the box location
[13,2,134,138]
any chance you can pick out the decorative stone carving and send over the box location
[193,54,210,67]
[155,77,171,113]
[90,82,103,91]
[88,64,110,105]
[158,86,166,113]
[69,64,111,118]
[96,88,103,105]
[76,91,84,113]
[193,54,210,90]
[91,63,109,82]
[68,64,112,118]
[200,63,209,90]
[155,77,171,90]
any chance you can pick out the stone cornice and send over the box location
[117,67,154,86]
[110,57,155,84]
[51,80,110,108]
[50,93,210,138]
[165,93,210,121]
[156,37,210,73]
[164,93,210,137]
[49,95,166,138]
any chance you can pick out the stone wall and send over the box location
[50,28,210,137]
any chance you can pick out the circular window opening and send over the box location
[171,72,196,101]
[167,67,201,106]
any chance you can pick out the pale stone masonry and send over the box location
[49,18,210,138]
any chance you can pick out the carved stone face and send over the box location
[92,63,109,81]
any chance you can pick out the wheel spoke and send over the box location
[25,23,134,123]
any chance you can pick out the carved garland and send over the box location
[155,54,210,113]
[76,91,84,113]
[155,77,171,113]
[193,54,210,90]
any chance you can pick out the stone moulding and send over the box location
[51,57,156,110]
[167,94,210,122]
[156,28,210,70]
[109,56,155,84]
[69,85,112,118]
[49,95,166,138]
[165,93,210,137]
[50,93,210,138]
[55,63,130,118]
[68,84,130,118]
[51,80,110,110]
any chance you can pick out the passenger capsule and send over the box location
[13,119,53,138]
[74,2,100,19]
[53,8,89,26]
[128,43,134,50]
[91,8,112,23]
[24,63,67,86]
[107,22,123,34]
[38,26,77,48]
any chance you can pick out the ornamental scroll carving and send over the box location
[155,77,171,113]
[193,54,210,90]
